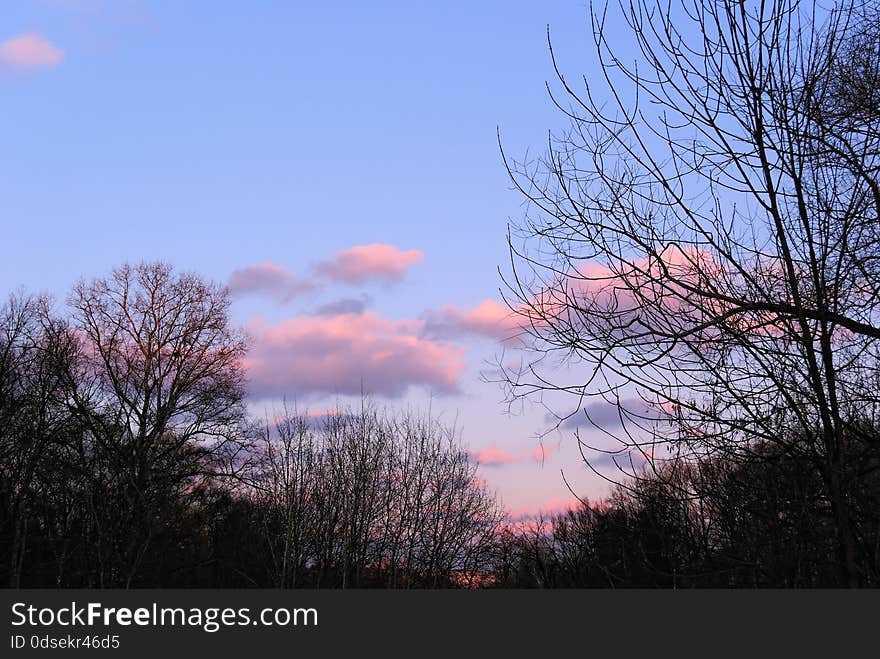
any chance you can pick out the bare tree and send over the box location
[65,262,249,586]
[500,0,880,586]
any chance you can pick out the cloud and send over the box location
[422,299,522,343]
[244,311,464,399]
[314,296,370,316]
[0,33,63,70]
[315,243,423,285]
[228,262,315,302]
[470,447,521,467]
[229,243,422,303]
[520,246,776,347]
[469,442,559,467]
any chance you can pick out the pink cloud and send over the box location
[471,446,521,466]
[0,33,63,70]
[244,311,464,399]
[315,243,423,284]
[228,262,315,302]
[470,441,559,468]
[422,299,522,343]
[520,246,758,344]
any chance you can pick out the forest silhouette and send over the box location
[4,0,880,588]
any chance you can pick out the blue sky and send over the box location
[1,0,625,515]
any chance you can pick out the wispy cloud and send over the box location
[0,33,63,70]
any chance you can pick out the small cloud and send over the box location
[315,243,423,285]
[0,33,63,70]
[314,296,370,316]
[228,262,315,302]
[230,244,421,303]
[470,446,521,467]
[470,441,559,468]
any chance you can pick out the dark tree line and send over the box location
[2,261,879,588]
[0,264,502,588]
[494,429,880,587]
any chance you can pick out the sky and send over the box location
[0,0,633,517]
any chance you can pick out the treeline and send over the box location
[0,264,501,588]
[494,437,880,587]
[3,262,879,588]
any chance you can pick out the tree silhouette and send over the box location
[500,0,880,585]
